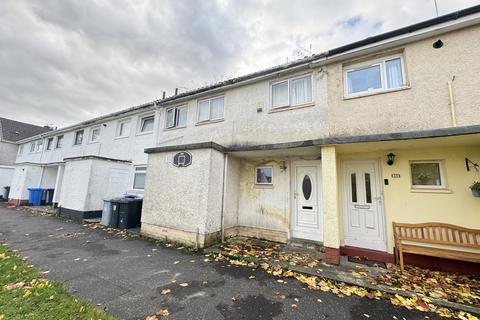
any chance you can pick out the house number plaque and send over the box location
[173,151,192,167]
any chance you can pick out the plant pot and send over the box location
[471,189,480,197]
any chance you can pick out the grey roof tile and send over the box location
[0,117,52,142]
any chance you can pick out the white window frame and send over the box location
[165,106,187,129]
[132,165,147,190]
[270,74,313,109]
[196,96,225,123]
[46,137,54,150]
[89,126,101,143]
[343,53,406,98]
[138,115,155,134]
[410,160,446,189]
[18,144,24,155]
[73,130,84,146]
[255,166,273,185]
[35,139,43,152]
[116,119,131,138]
[55,135,64,149]
[29,142,36,153]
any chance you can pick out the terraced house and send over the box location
[9,6,480,271]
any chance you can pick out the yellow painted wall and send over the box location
[321,146,340,248]
[338,145,480,254]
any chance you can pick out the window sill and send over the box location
[164,125,187,132]
[195,118,224,126]
[136,131,153,137]
[88,141,100,145]
[114,135,130,140]
[255,184,274,189]
[268,102,315,113]
[344,86,410,100]
[410,188,452,194]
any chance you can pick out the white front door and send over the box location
[343,160,386,251]
[291,161,323,242]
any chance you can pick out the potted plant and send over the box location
[470,181,480,197]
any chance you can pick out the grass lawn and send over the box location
[0,243,117,320]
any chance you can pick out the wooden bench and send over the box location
[393,222,480,271]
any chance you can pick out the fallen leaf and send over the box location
[161,289,171,295]
[155,309,170,317]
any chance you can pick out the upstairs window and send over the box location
[344,54,405,97]
[74,130,84,145]
[166,106,187,129]
[18,144,24,155]
[36,139,43,152]
[197,96,224,123]
[271,74,312,108]
[90,127,101,143]
[56,135,64,149]
[29,142,36,153]
[117,119,131,138]
[139,115,155,133]
[46,137,54,150]
[133,166,147,190]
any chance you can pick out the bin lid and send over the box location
[111,197,143,203]
[27,188,44,191]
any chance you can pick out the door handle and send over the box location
[302,206,313,210]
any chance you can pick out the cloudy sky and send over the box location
[0,0,478,127]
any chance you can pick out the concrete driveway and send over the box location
[0,206,439,320]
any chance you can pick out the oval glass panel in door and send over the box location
[302,175,312,200]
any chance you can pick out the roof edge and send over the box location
[145,142,226,154]
[151,125,480,154]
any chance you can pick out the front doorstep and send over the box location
[59,207,102,220]
[340,246,395,264]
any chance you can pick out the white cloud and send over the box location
[0,0,478,127]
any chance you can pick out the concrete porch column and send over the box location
[321,146,341,265]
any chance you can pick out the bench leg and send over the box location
[399,246,404,272]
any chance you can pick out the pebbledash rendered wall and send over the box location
[155,68,329,148]
[141,148,225,247]
[141,66,330,246]
[326,24,480,137]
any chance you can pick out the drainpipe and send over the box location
[447,77,457,127]
[220,153,228,243]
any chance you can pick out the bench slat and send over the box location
[401,244,480,264]
[393,222,480,271]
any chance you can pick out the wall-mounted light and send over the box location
[387,153,396,166]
